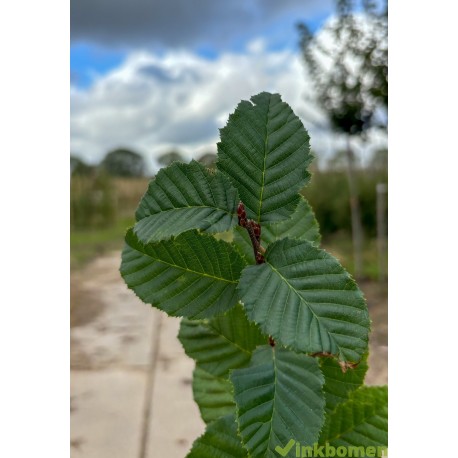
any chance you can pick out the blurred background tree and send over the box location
[70,155,95,176]
[298,0,387,134]
[157,150,185,167]
[101,148,145,177]
[197,152,217,169]
[298,0,387,279]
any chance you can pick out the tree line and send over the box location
[70,149,217,178]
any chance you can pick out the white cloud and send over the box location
[71,31,386,174]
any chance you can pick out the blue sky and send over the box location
[71,44,126,88]
[70,0,386,172]
[71,1,331,89]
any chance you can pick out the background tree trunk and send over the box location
[345,137,364,280]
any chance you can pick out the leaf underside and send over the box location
[319,386,388,451]
[134,160,239,243]
[238,238,370,362]
[186,413,247,458]
[233,196,321,263]
[178,304,266,376]
[192,367,235,424]
[120,229,245,319]
[217,92,312,224]
[231,346,325,457]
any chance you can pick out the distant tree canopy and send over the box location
[197,152,217,169]
[157,151,185,167]
[298,0,387,279]
[70,155,94,176]
[298,0,387,137]
[101,148,145,177]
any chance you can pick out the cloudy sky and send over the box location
[71,0,385,173]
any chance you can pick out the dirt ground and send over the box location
[70,251,388,458]
[359,280,388,385]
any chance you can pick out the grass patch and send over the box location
[71,217,135,270]
[321,232,383,281]
[71,221,384,281]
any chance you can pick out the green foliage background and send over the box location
[70,167,387,279]
[303,167,387,238]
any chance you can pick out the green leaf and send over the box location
[187,414,247,458]
[233,197,320,263]
[134,160,239,243]
[217,92,312,224]
[321,354,368,413]
[319,386,388,450]
[262,197,321,245]
[178,304,266,376]
[120,229,245,319]
[231,346,325,457]
[193,367,235,424]
[238,238,370,363]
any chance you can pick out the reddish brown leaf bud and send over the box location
[237,202,246,219]
[253,225,261,238]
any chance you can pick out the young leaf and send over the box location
[233,196,320,263]
[321,354,368,413]
[186,414,247,458]
[262,197,321,245]
[134,160,239,243]
[217,92,312,224]
[178,304,266,376]
[319,386,388,450]
[193,367,235,424]
[230,346,325,457]
[238,238,370,363]
[120,229,245,319]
